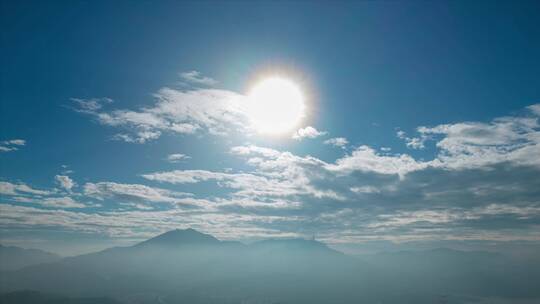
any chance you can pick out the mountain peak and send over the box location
[136,228,220,247]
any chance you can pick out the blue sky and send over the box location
[1,0,540,255]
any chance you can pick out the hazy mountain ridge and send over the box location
[0,244,60,271]
[1,229,539,304]
[0,290,121,304]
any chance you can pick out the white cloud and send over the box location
[40,197,86,209]
[55,175,76,191]
[230,145,282,158]
[0,203,300,240]
[0,139,26,152]
[327,145,427,177]
[324,137,348,148]
[142,168,342,201]
[371,203,540,230]
[179,70,218,86]
[475,203,540,219]
[0,181,87,209]
[0,181,52,196]
[292,126,327,140]
[166,153,191,163]
[370,209,463,228]
[142,170,232,184]
[0,182,19,195]
[83,182,192,205]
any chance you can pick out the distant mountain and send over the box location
[358,247,540,299]
[0,290,121,304]
[0,229,351,297]
[1,229,539,304]
[252,238,340,254]
[0,245,60,271]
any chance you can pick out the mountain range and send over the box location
[1,229,539,304]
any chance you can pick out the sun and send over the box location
[246,77,305,134]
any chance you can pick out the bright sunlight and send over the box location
[246,77,305,134]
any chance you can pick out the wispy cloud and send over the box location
[0,180,88,209]
[166,153,191,163]
[180,70,218,86]
[0,203,299,240]
[40,197,86,208]
[0,139,26,152]
[83,182,193,208]
[112,131,162,144]
[0,181,52,196]
[71,97,112,114]
[142,168,343,201]
[323,137,348,148]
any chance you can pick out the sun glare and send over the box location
[246,77,305,134]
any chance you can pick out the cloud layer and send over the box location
[4,71,540,247]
